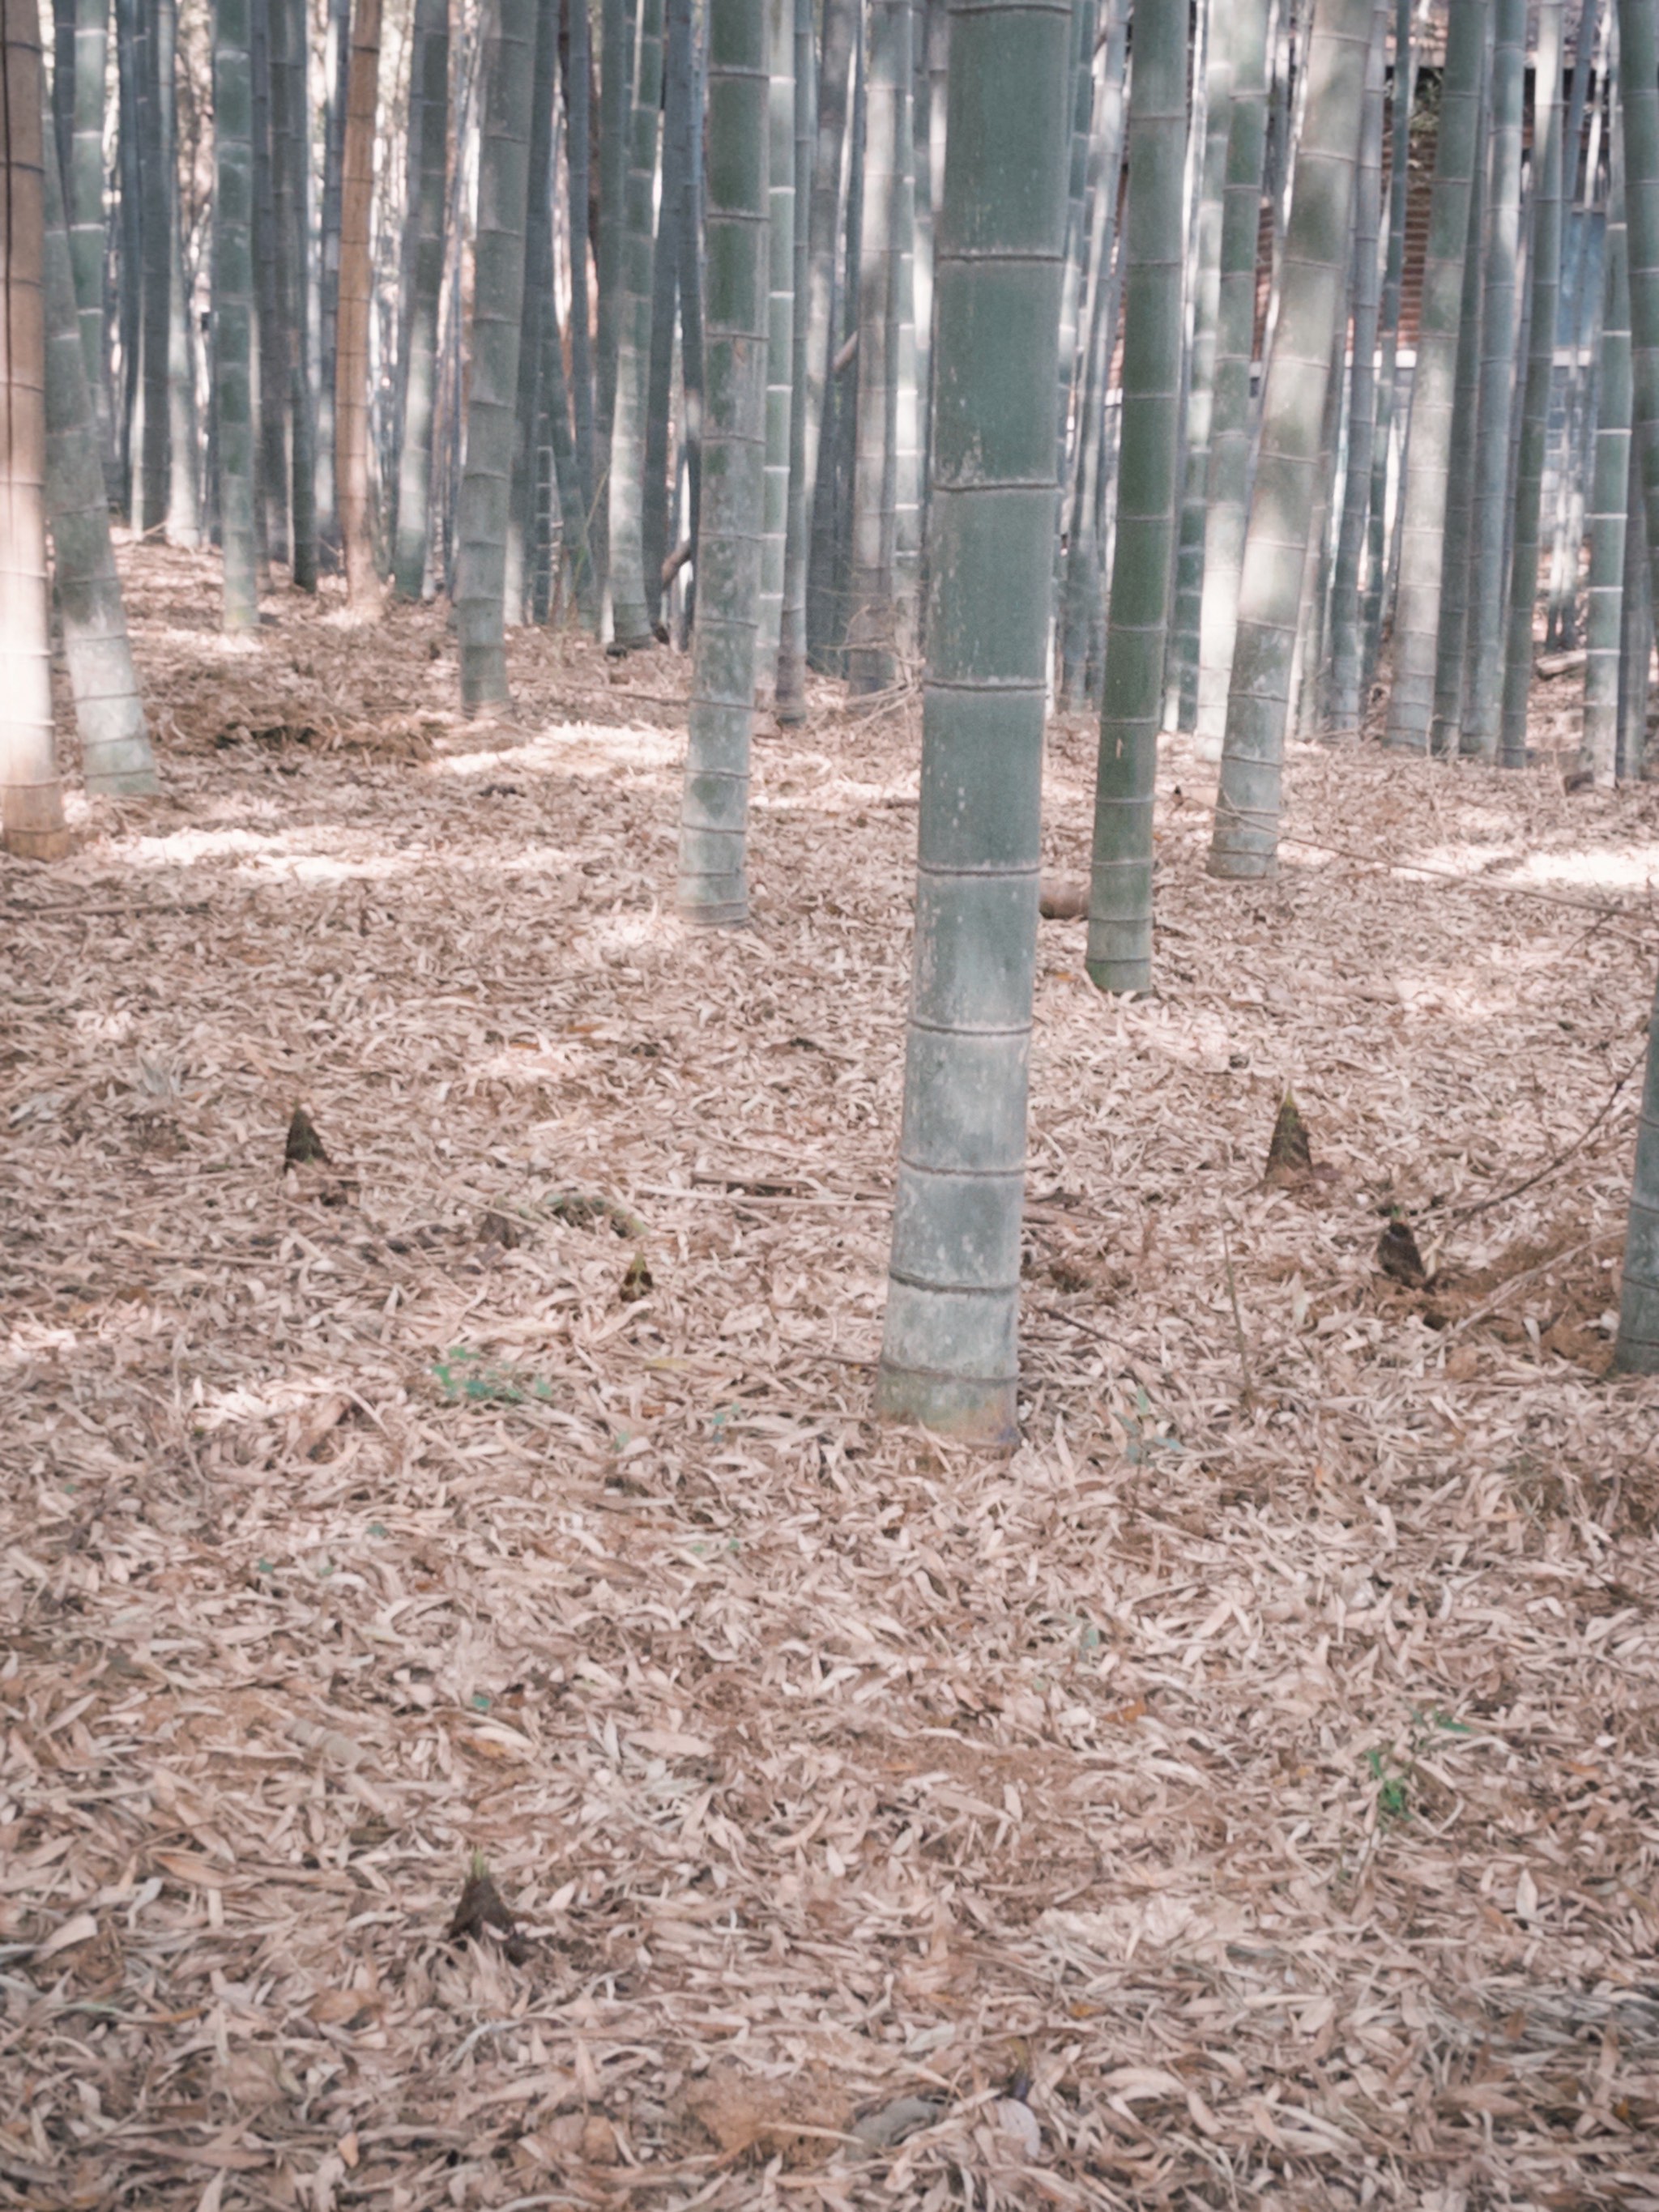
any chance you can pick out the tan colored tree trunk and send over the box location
[335,0,382,611]
[0,0,68,859]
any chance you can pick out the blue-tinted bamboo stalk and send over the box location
[875,0,1072,1445]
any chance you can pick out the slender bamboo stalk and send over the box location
[676,0,768,924]
[1170,0,1233,732]
[1325,0,1387,735]
[508,0,560,623]
[803,0,855,667]
[1456,0,1525,753]
[641,20,683,624]
[847,0,910,693]
[1583,74,1628,786]
[393,0,448,598]
[609,0,667,646]
[67,0,110,488]
[454,0,536,705]
[1545,0,1604,648]
[313,0,349,549]
[1194,0,1273,759]
[213,0,258,632]
[335,0,382,610]
[1082,0,1186,990]
[562,0,597,530]
[595,0,634,595]
[1429,14,1492,757]
[42,110,156,795]
[755,0,795,677]
[1617,433,1649,777]
[1361,0,1415,698]
[1499,0,1565,765]
[1207,0,1373,880]
[156,0,198,547]
[1383,0,1486,749]
[136,0,173,535]
[1612,0,1659,1371]
[875,0,1072,1445]
[0,0,68,858]
[774,0,815,719]
[251,0,289,565]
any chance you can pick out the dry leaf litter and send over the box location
[2,541,1659,2210]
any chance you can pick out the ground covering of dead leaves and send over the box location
[4,542,1659,2211]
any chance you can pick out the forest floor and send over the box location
[3,543,1659,2211]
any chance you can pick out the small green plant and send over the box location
[1364,1745,1411,1820]
[433,1347,553,1406]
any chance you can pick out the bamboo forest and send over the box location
[10,0,1659,2200]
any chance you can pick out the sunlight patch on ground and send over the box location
[1409,839,1659,892]
[578,908,680,959]
[430,721,682,778]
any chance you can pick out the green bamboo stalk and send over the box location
[1060,0,1128,709]
[1584,76,1628,786]
[0,0,68,859]
[1454,0,1525,754]
[1545,0,1605,649]
[1169,0,1234,733]
[393,0,449,599]
[1193,0,1273,759]
[67,0,110,485]
[507,0,559,623]
[158,0,198,548]
[563,0,596,526]
[43,93,156,795]
[1383,0,1487,751]
[775,0,816,719]
[1082,0,1187,989]
[608,0,667,647]
[1429,15,1492,757]
[454,0,536,707]
[595,0,635,599]
[800,0,855,668]
[1612,0,1659,1372]
[875,0,1072,1445]
[1360,0,1417,694]
[212,0,258,632]
[756,0,795,673]
[1498,0,1565,765]
[1617,437,1649,777]
[675,0,768,924]
[1326,0,1388,735]
[1206,0,1372,880]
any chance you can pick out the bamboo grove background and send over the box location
[9,0,1651,761]
[8,0,1659,1397]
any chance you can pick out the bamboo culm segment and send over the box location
[757,0,795,675]
[1582,83,1628,787]
[0,0,67,858]
[454,0,536,710]
[1208,0,1374,880]
[392,0,449,601]
[676,0,770,925]
[335,0,382,609]
[1498,0,1565,768]
[1461,0,1525,758]
[876,0,1073,1446]
[1194,0,1273,758]
[608,0,667,649]
[1612,0,1659,1375]
[1383,0,1486,752]
[1083,0,1187,991]
[41,107,156,795]
[212,0,258,634]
